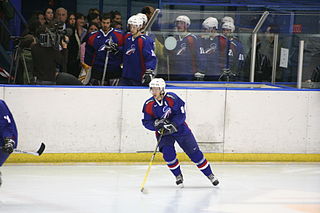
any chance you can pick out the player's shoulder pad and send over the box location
[166,92,177,100]
[143,97,156,115]
[187,34,198,40]
[140,35,147,40]
[165,92,178,108]
[144,97,155,106]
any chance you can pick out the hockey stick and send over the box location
[140,131,163,193]
[1,143,46,156]
[140,109,170,193]
[101,37,112,86]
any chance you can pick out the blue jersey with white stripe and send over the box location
[123,34,157,82]
[142,92,191,136]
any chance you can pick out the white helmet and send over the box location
[127,15,143,28]
[149,78,166,91]
[176,15,191,27]
[136,13,148,25]
[202,17,218,29]
[222,16,234,24]
[222,21,235,32]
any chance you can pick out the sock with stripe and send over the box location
[189,150,213,177]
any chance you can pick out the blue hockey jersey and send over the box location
[86,28,124,74]
[170,33,200,80]
[122,34,157,82]
[199,36,221,78]
[0,100,18,147]
[211,35,245,79]
[142,92,191,136]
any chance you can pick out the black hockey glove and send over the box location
[142,69,154,86]
[2,138,15,154]
[159,121,178,136]
[154,118,166,130]
[105,42,119,53]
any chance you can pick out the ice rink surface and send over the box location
[0,163,319,213]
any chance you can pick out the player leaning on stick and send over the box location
[0,99,18,187]
[142,78,219,187]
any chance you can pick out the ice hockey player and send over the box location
[142,78,219,187]
[0,99,18,187]
[212,21,245,81]
[86,13,124,85]
[170,15,200,80]
[197,17,220,80]
[120,15,157,86]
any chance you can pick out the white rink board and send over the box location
[4,87,123,153]
[120,89,156,152]
[2,86,320,154]
[306,91,320,153]
[224,90,317,154]
[186,89,225,143]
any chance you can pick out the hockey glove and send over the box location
[3,138,15,154]
[142,69,154,85]
[154,118,166,130]
[159,121,178,136]
[194,72,205,81]
[105,42,119,53]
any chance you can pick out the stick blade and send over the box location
[37,143,46,156]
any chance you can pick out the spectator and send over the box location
[80,23,99,64]
[87,12,100,27]
[88,8,100,16]
[0,0,14,50]
[110,10,122,23]
[75,13,87,41]
[169,15,200,80]
[55,7,68,28]
[31,24,68,84]
[243,37,272,82]
[141,6,155,21]
[67,13,87,78]
[258,24,281,81]
[86,13,123,85]
[44,7,54,25]
[78,23,99,84]
[24,11,45,36]
[120,15,157,86]
[67,12,76,28]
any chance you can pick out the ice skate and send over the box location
[208,174,219,186]
[175,174,184,188]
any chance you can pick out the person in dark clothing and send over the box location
[31,39,68,84]
[67,13,86,78]
[0,0,14,50]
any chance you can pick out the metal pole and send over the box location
[253,11,270,34]
[297,40,304,89]
[250,33,257,82]
[250,11,269,82]
[271,34,279,84]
